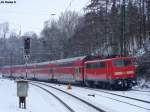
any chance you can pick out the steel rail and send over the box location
[31,83,75,112]
[31,82,106,112]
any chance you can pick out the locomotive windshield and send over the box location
[113,59,133,67]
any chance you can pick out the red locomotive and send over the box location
[0,55,136,89]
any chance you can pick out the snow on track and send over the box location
[32,82,107,112]
[1,78,149,112]
[38,82,150,112]
[31,83,75,112]
[83,88,150,104]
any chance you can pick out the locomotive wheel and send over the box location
[106,83,112,90]
[85,81,95,88]
[101,82,106,89]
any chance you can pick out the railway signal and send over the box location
[24,37,30,55]
[23,37,31,79]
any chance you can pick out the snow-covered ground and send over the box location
[38,82,150,112]
[0,78,150,112]
[134,79,150,91]
[0,78,69,112]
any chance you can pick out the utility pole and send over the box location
[10,51,13,78]
[105,0,109,56]
[142,0,146,41]
[121,0,126,56]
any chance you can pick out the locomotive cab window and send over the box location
[113,59,132,67]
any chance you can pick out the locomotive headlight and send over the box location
[118,81,122,85]
[132,80,136,83]
[126,71,134,74]
[114,72,123,75]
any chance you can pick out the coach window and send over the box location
[86,64,92,69]
[49,69,53,73]
[100,62,106,68]
[79,68,82,73]
[86,62,106,69]
[94,62,106,68]
[75,68,81,74]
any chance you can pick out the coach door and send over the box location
[48,68,53,79]
[106,61,112,82]
[75,67,81,81]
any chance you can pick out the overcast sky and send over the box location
[0,0,89,35]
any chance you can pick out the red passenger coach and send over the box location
[31,62,54,81]
[50,56,86,83]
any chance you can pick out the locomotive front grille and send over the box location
[114,72,123,75]
[114,71,134,75]
[126,71,134,74]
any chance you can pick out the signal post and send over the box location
[24,37,31,79]
[16,36,31,109]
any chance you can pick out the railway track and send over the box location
[91,92,150,111]
[128,89,150,97]
[83,87,150,104]
[38,81,150,103]
[131,89,150,93]
[31,82,106,112]
[31,83,75,112]
[33,81,150,112]
[77,87,150,111]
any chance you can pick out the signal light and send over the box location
[24,37,30,55]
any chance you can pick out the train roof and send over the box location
[30,61,50,66]
[0,56,86,68]
[50,56,86,64]
[1,64,25,68]
[26,56,87,66]
[48,55,102,64]
[85,56,135,63]
[0,55,135,68]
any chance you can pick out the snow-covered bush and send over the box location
[136,52,150,78]
[136,38,150,88]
